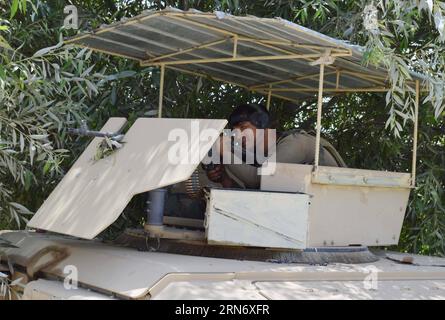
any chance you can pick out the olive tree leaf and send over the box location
[10,0,19,19]
[0,35,12,50]
[9,202,33,215]
[32,34,63,58]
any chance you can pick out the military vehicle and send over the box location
[1,8,445,300]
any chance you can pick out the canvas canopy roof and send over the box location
[66,8,425,103]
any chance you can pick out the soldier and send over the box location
[207,103,346,189]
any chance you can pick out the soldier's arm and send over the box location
[274,135,308,164]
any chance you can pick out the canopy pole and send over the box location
[411,80,420,187]
[158,64,165,118]
[336,69,340,89]
[266,85,272,110]
[314,63,325,172]
[232,35,238,58]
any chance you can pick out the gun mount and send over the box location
[67,120,125,142]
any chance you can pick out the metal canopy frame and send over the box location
[66,8,425,187]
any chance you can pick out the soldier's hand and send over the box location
[207,164,224,183]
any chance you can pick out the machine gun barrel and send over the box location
[67,121,125,142]
[67,128,119,139]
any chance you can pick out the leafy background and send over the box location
[0,0,444,256]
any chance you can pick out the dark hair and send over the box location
[228,104,270,129]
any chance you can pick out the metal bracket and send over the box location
[309,49,336,66]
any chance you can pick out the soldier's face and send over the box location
[233,121,258,148]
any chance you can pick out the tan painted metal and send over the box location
[265,87,390,93]
[27,117,127,238]
[146,38,230,63]
[260,164,411,247]
[23,279,116,300]
[314,63,325,171]
[142,52,351,67]
[150,272,445,300]
[158,64,165,117]
[27,118,227,239]
[3,231,445,300]
[205,189,309,249]
[266,86,272,110]
[312,166,412,188]
[412,80,420,187]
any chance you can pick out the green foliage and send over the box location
[400,111,445,256]
[94,137,124,161]
[0,0,123,227]
[0,0,444,257]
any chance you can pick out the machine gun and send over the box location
[67,120,125,142]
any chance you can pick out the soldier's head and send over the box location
[228,103,270,132]
[228,104,270,150]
